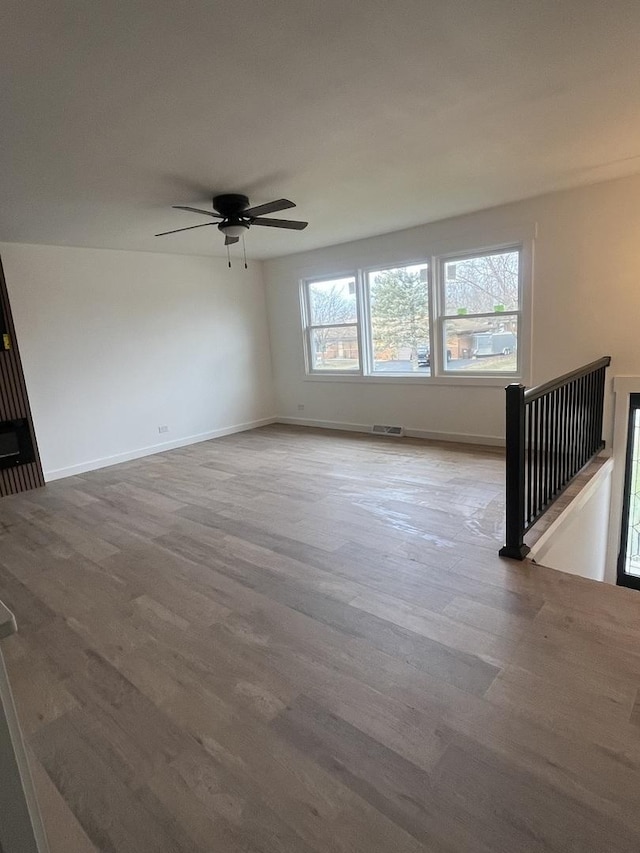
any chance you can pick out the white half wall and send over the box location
[0,243,275,479]
[529,459,613,583]
[264,173,640,444]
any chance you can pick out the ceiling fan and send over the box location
[155,193,308,246]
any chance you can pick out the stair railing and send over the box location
[499,356,611,559]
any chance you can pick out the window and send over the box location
[618,394,640,589]
[439,249,521,375]
[303,276,360,372]
[367,264,430,374]
[301,244,526,381]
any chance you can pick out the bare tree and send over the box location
[309,284,355,365]
[445,252,519,315]
[310,285,354,324]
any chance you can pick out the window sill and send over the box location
[303,372,522,387]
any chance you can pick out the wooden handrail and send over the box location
[525,357,611,403]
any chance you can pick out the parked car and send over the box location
[417,346,429,366]
[416,346,451,366]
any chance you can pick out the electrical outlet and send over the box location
[158,425,169,434]
[297,404,305,411]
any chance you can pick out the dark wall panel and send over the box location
[0,257,45,497]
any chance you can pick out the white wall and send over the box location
[264,173,640,444]
[0,243,275,479]
[4,172,640,479]
[529,460,613,582]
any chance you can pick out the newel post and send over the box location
[499,383,530,560]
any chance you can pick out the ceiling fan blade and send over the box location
[251,217,308,230]
[172,205,222,218]
[155,222,217,237]
[225,235,240,246]
[244,199,296,218]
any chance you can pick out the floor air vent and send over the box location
[371,424,404,437]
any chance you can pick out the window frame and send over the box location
[435,244,523,379]
[299,236,532,385]
[301,272,363,376]
[362,259,433,378]
[617,393,640,590]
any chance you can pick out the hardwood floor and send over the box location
[1,424,640,852]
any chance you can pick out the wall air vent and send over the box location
[371,424,404,437]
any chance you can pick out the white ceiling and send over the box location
[1,0,640,260]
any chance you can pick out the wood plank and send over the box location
[0,425,639,850]
[28,752,97,853]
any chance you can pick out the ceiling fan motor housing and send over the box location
[212,194,250,218]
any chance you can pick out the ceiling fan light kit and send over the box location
[219,222,249,238]
[155,193,308,267]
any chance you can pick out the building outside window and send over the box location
[301,245,524,380]
[439,248,521,375]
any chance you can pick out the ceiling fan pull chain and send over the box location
[242,234,248,269]
[227,242,231,269]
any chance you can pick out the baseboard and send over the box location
[276,416,371,434]
[275,417,504,447]
[43,416,278,481]
[44,415,502,481]
[404,427,504,447]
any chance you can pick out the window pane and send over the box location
[444,250,519,315]
[443,315,518,372]
[622,407,640,579]
[310,325,359,370]
[308,277,357,325]
[368,264,430,374]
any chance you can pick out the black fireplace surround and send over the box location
[0,419,34,470]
